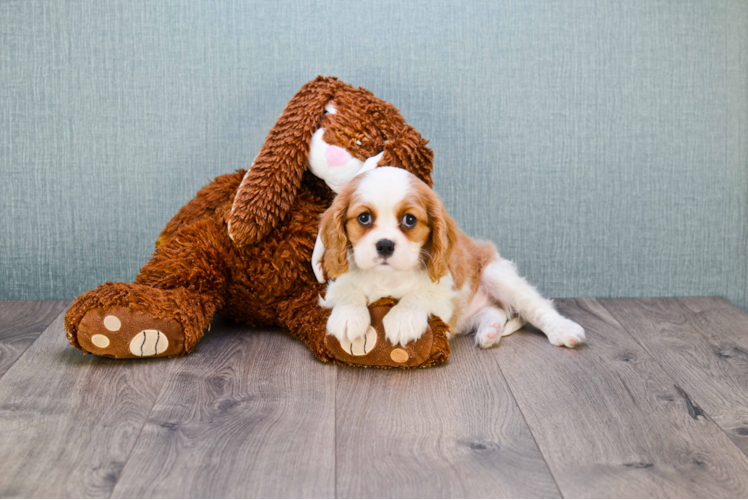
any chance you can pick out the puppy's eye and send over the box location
[402,214,417,228]
[357,212,373,226]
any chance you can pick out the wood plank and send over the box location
[600,297,748,456]
[0,309,177,498]
[335,335,560,499]
[494,298,748,498]
[112,318,336,498]
[0,300,69,379]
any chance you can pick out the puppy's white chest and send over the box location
[376,273,413,292]
[356,270,429,303]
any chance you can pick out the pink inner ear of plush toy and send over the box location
[326,145,352,166]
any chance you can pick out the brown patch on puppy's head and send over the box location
[395,195,431,249]
[319,175,366,279]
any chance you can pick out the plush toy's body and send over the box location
[65,76,450,368]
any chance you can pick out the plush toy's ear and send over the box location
[228,76,339,245]
[424,188,458,283]
[319,189,352,280]
[380,124,435,187]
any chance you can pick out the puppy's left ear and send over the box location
[319,190,351,280]
[426,189,458,283]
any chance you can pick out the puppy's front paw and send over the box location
[545,318,586,348]
[327,304,371,343]
[382,305,429,347]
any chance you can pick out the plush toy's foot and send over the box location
[75,306,185,358]
[323,298,451,368]
[65,282,216,358]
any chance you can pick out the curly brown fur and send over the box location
[65,282,215,353]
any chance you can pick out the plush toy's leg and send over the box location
[273,285,336,362]
[65,219,229,358]
[65,283,217,357]
[276,289,451,369]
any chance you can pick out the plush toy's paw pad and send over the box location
[77,307,185,358]
[389,348,410,363]
[338,326,378,356]
[545,318,586,348]
[129,330,170,357]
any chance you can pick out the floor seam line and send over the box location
[491,350,565,498]
[107,357,182,498]
[0,301,70,386]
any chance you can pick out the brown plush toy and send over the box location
[65,76,451,368]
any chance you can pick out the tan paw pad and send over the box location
[103,315,121,331]
[129,330,169,357]
[390,348,409,364]
[91,334,110,348]
[339,326,378,356]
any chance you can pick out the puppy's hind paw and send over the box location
[545,318,586,348]
[476,322,503,349]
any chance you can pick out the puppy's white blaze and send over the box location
[355,166,412,205]
[325,103,337,114]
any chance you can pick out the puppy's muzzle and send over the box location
[376,239,395,258]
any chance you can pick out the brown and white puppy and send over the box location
[319,167,586,349]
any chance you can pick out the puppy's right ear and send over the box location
[425,188,458,283]
[228,76,339,246]
[319,190,351,280]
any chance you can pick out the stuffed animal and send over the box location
[64,76,450,368]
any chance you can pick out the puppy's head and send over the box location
[320,167,457,281]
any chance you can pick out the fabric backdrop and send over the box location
[2,0,747,311]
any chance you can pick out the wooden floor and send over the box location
[1,298,748,498]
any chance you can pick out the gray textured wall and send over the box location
[2,0,747,311]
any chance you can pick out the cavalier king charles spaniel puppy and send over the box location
[318,167,586,349]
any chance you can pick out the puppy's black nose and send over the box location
[376,239,395,258]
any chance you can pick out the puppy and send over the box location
[319,167,586,349]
